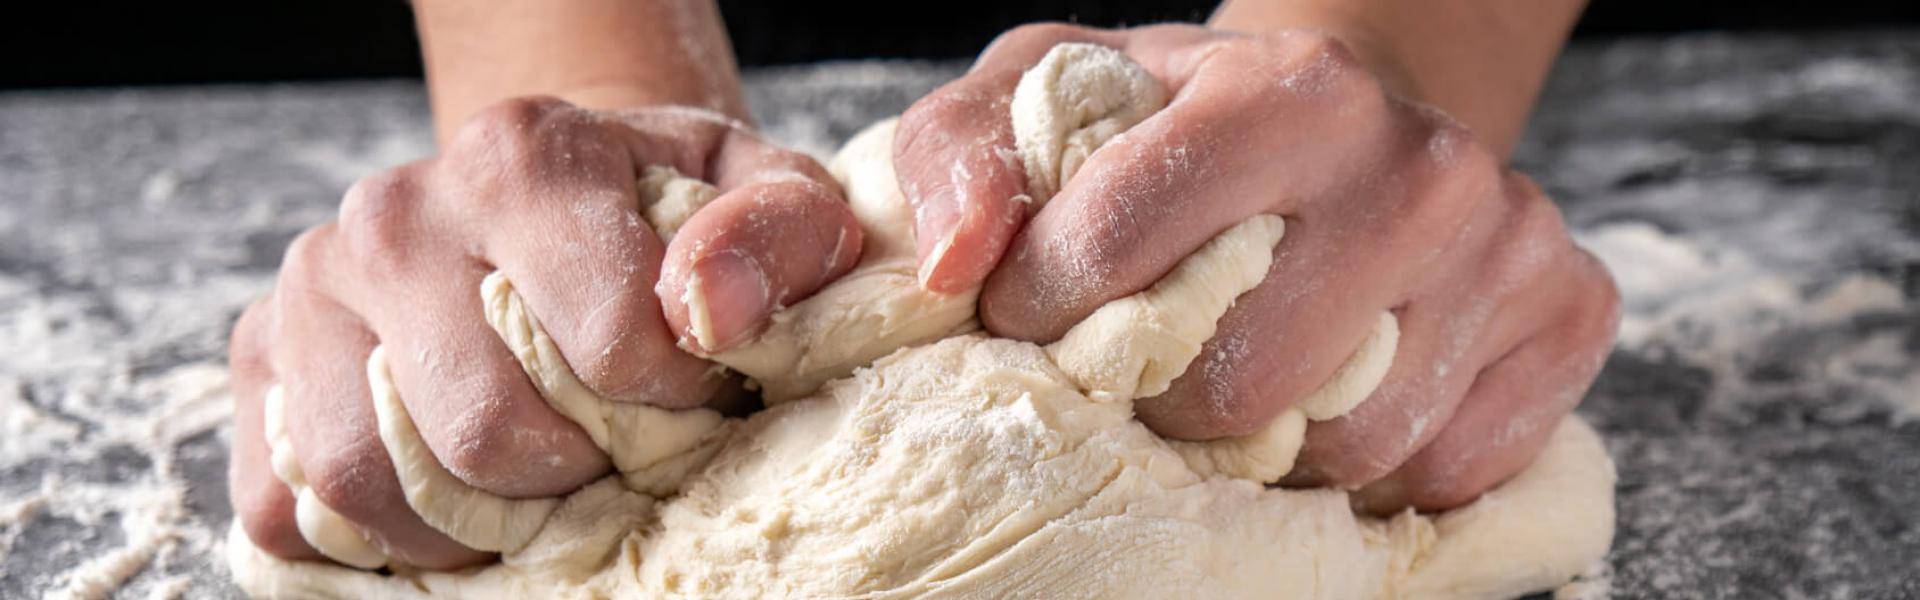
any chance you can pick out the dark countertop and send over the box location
[1,31,1916,599]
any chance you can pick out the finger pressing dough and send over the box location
[259,386,388,570]
[230,43,1614,599]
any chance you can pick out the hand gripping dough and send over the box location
[260,387,388,570]
[229,43,1615,599]
[1011,41,1168,203]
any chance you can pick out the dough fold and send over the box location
[367,346,560,554]
[230,43,1614,600]
[479,271,729,496]
[702,120,981,403]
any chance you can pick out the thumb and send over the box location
[891,82,1031,294]
[658,178,863,353]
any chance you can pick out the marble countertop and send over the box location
[1,30,1916,598]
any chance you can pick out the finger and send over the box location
[660,180,861,353]
[892,24,1126,293]
[1353,250,1620,513]
[359,260,612,498]
[328,134,613,499]
[658,125,862,354]
[980,32,1408,342]
[1285,172,1574,489]
[272,232,491,570]
[445,98,723,409]
[1136,222,1411,440]
[227,297,321,560]
[1134,98,1499,441]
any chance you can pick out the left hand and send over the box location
[891,23,1619,513]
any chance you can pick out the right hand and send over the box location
[228,97,862,568]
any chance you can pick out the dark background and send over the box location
[4,1,1920,89]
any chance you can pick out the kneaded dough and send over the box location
[229,43,1615,599]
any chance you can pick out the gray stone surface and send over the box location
[1,31,1916,598]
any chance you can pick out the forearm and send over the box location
[415,0,747,144]
[1210,0,1585,158]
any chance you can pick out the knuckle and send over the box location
[229,300,272,365]
[335,167,423,272]
[1505,174,1570,242]
[1481,175,1575,293]
[443,96,628,212]
[1422,117,1500,201]
[1394,117,1501,246]
[277,225,338,295]
[436,420,542,490]
[1563,250,1624,350]
[385,345,607,494]
[563,308,655,396]
[431,385,559,489]
[448,96,571,158]
[1275,29,1346,57]
[234,490,307,557]
[301,438,391,523]
[1268,29,1366,81]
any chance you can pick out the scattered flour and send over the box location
[2,42,1916,596]
[1579,222,1917,417]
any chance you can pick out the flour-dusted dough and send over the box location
[229,43,1615,599]
[1011,40,1168,203]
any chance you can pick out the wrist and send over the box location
[417,0,749,143]
[545,75,747,121]
[1207,0,1587,159]
[1207,0,1423,107]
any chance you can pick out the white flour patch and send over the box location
[0,364,231,599]
[1580,222,1917,417]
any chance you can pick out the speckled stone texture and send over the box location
[1,31,1915,598]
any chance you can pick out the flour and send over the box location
[0,363,232,598]
[1578,222,1918,416]
[2,35,1915,599]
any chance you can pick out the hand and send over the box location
[228,98,861,567]
[892,24,1618,512]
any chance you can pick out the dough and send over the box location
[229,43,1615,599]
[260,387,388,570]
[700,124,980,403]
[1010,40,1169,203]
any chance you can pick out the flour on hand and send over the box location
[229,43,1615,600]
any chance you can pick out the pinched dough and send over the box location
[229,43,1614,599]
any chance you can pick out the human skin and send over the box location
[892,0,1611,513]
[228,0,863,567]
[415,0,750,141]
[232,0,1615,571]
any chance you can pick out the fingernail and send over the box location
[917,228,958,291]
[684,252,770,353]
